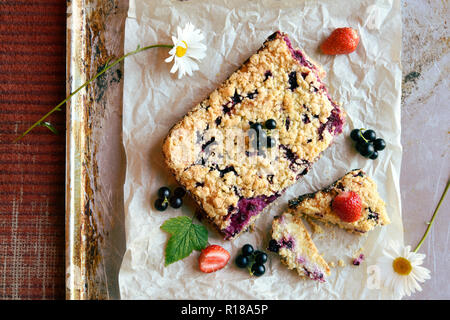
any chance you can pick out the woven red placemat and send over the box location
[0,0,66,299]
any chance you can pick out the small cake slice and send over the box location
[269,212,330,281]
[163,31,345,240]
[288,169,390,234]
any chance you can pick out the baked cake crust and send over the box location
[288,169,390,234]
[163,31,345,239]
[271,213,331,281]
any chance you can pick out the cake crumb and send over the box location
[329,261,336,268]
[337,259,346,267]
[305,217,323,234]
[352,254,365,266]
[351,248,365,266]
[248,223,256,233]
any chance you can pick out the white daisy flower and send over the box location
[377,241,431,297]
[165,23,207,79]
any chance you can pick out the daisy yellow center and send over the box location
[393,257,412,275]
[175,41,188,58]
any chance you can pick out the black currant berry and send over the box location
[169,196,183,209]
[360,142,375,158]
[363,129,376,142]
[251,263,266,276]
[268,239,280,253]
[154,198,168,211]
[355,140,366,153]
[350,129,362,141]
[373,138,386,151]
[265,119,277,130]
[242,244,254,256]
[158,186,171,199]
[369,150,379,160]
[173,187,186,198]
[255,251,268,264]
[235,255,249,268]
[251,122,263,132]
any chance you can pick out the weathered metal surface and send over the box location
[66,0,127,300]
[400,0,449,300]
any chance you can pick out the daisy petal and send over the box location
[376,242,431,299]
[165,23,206,79]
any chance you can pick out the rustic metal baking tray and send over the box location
[65,0,449,300]
[66,0,128,300]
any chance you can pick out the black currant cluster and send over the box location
[235,244,268,276]
[154,186,186,211]
[350,128,386,160]
[249,119,277,151]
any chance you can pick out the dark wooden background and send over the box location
[0,0,66,299]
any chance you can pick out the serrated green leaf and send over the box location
[161,216,191,234]
[161,216,208,266]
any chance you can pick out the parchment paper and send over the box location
[119,0,403,299]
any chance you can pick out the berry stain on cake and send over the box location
[162,31,345,239]
[270,213,330,281]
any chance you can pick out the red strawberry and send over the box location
[331,191,362,223]
[320,27,359,55]
[199,244,230,273]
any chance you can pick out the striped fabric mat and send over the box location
[0,1,66,299]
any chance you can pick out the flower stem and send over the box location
[13,44,173,142]
[414,180,450,253]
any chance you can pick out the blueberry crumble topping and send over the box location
[302,114,310,124]
[213,165,238,178]
[352,254,365,266]
[201,137,216,151]
[268,239,280,253]
[264,70,272,81]
[162,31,345,240]
[223,194,280,239]
[247,89,258,99]
[288,192,316,209]
[336,182,345,191]
[288,71,299,91]
[285,116,291,131]
[303,267,325,282]
[353,170,364,178]
[367,208,379,222]
[231,90,243,104]
[200,102,210,110]
[280,237,294,249]
[279,144,310,173]
[222,102,232,114]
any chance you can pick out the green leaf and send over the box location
[39,121,59,135]
[161,216,208,266]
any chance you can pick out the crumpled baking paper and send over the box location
[119,0,403,299]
